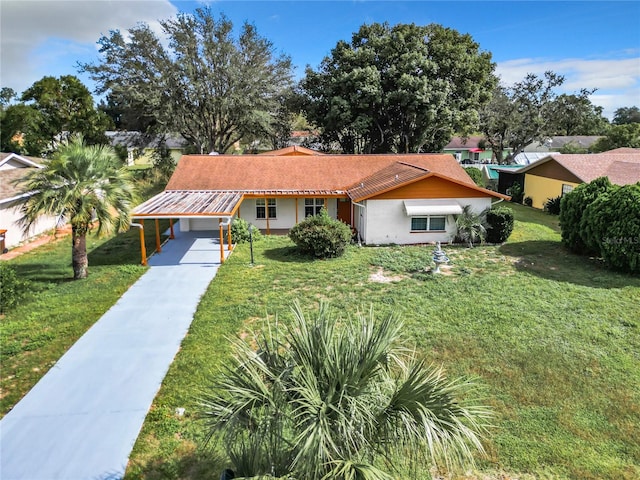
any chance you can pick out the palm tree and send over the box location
[199,302,491,479]
[18,136,137,279]
[455,205,487,248]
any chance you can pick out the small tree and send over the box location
[199,302,491,479]
[288,209,352,258]
[455,205,487,247]
[464,167,484,187]
[230,217,262,244]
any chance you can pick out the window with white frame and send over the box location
[411,216,446,232]
[256,198,276,219]
[304,198,324,217]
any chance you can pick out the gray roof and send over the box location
[105,131,190,150]
[524,136,603,152]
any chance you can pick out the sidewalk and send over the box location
[0,228,228,480]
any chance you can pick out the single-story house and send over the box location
[0,153,60,251]
[443,136,511,164]
[106,131,191,166]
[483,164,523,191]
[520,150,640,209]
[131,153,508,258]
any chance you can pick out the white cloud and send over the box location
[0,0,177,94]
[496,55,640,119]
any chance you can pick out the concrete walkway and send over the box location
[1,229,228,480]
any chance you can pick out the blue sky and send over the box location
[1,1,639,119]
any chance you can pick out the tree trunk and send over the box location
[72,224,89,279]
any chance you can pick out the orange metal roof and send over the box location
[132,190,243,218]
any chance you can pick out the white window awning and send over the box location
[404,200,463,216]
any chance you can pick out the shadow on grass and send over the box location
[499,240,639,288]
[262,245,317,263]
[126,448,228,480]
[10,263,74,285]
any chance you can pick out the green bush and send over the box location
[464,167,484,187]
[0,263,29,314]
[508,182,524,203]
[543,195,562,215]
[485,206,515,244]
[289,209,352,258]
[231,217,262,244]
[559,177,613,254]
[591,184,640,272]
[523,196,533,207]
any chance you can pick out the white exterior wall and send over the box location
[0,200,59,249]
[362,197,493,245]
[179,198,339,233]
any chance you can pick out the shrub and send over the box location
[455,205,486,247]
[0,263,29,314]
[543,195,562,215]
[464,167,484,187]
[230,217,262,244]
[559,177,613,254]
[485,206,515,244]
[288,209,352,258]
[508,182,524,203]
[587,184,640,272]
[523,196,533,207]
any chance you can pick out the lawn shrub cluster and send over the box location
[0,263,29,314]
[560,177,640,272]
[464,167,484,187]
[288,209,352,258]
[523,196,533,207]
[230,217,262,244]
[485,206,515,244]
[543,195,562,215]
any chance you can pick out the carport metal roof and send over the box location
[131,190,243,219]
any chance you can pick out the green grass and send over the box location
[0,180,169,416]
[125,204,640,480]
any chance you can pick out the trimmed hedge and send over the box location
[559,177,613,254]
[464,167,484,187]
[559,178,640,273]
[289,209,352,259]
[485,206,515,244]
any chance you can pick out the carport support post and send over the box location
[169,219,175,239]
[219,219,225,263]
[139,225,147,266]
[155,219,162,253]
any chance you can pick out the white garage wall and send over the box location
[0,200,60,249]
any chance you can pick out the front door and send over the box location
[337,198,352,225]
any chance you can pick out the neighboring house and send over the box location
[524,136,603,153]
[483,165,523,191]
[443,136,511,164]
[519,150,640,209]
[132,153,508,247]
[105,131,190,166]
[0,153,60,251]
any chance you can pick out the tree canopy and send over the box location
[590,123,640,152]
[301,22,496,153]
[612,106,640,125]
[0,76,112,156]
[479,71,565,164]
[81,7,294,154]
[547,91,610,136]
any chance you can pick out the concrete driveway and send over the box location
[0,229,227,480]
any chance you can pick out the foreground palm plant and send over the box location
[199,302,491,479]
[18,136,137,279]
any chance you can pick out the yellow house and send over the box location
[106,131,190,166]
[520,149,640,209]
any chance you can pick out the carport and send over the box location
[131,190,243,265]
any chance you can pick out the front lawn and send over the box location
[125,204,640,479]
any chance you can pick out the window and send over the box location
[411,216,446,232]
[304,198,324,217]
[562,184,574,196]
[256,198,276,219]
